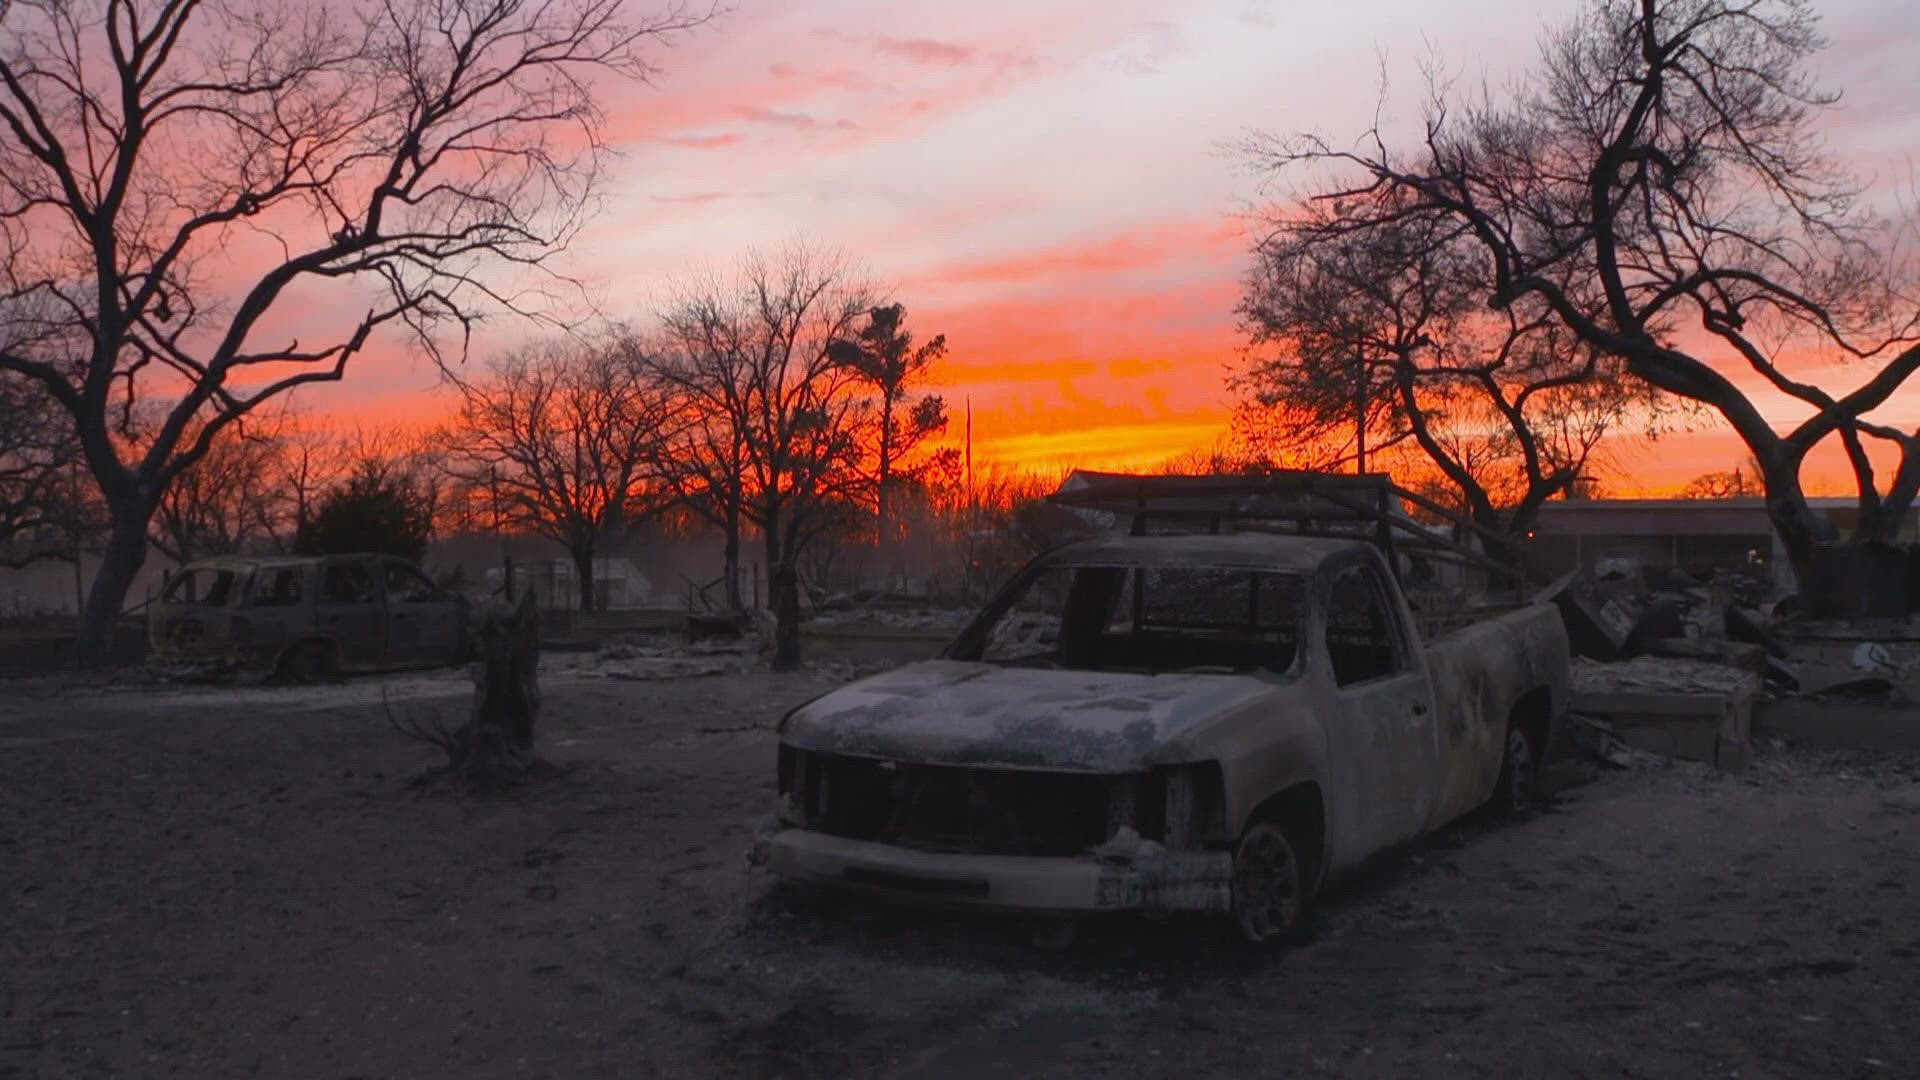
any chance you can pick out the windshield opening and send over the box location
[953,563,1305,677]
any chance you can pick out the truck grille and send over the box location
[783,751,1116,857]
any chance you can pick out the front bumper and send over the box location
[754,828,1232,914]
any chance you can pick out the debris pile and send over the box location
[1569,656,1760,774]
[807,607,972,633]
[1571,656,1761,697]
[558,634,756,682]
[1550,555,1920,772]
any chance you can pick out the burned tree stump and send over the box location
[390,590,545,789]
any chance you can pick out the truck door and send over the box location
[381,559,467,666]
[1316,563,1437,864]
[317,558,388,668]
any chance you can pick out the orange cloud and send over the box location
[661,132,742,149]
[972,417,1228,471]
[937,220,1242,285]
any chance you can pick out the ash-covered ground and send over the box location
[3,656,1917,1079]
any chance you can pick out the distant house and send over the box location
[1527,497,1920,591]
[516,556,654,611]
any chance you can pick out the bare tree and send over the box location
[0,370,85,566]
[1682,457,1765,500]
[827,303,948,552]
[1235,187,1659,548]
[1243,0,1920,582]
[0,0,713,663]
[658,245,876,670]
[655,287,754,612]
[263,425,351,552]
[441,333,675,611]
[149,409,293,564]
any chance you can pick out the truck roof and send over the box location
[1034,533,1373,573]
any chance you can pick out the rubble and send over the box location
[1569,657,1759,773]
[1570,656,1762,697]
[806,607,973,633]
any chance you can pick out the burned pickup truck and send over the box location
[759,532,1568,942]
[148,554,470,678]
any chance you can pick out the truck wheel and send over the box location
[1495,724,1539,815]
[1231,821,1305,944]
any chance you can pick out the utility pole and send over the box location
[1354,355,1368,475]
[964,397,975,599]
[488,463,507,597]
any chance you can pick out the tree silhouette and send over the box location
[0,0,713,662]
[1243,0,1920,580]
[829,303,948,553]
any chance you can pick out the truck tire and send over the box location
[1495,723,1539,815]
[1230,820,1308,945]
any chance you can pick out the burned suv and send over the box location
[148,554,470,678]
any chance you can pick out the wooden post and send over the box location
[69,459,83,615]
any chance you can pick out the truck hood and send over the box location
[780,660,1285,772]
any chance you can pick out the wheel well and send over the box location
[1246,782,1326,894]
[1509,686,1553,759]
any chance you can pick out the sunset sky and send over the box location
[297,0,1920,495]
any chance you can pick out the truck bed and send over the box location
[1421,603,1571,827]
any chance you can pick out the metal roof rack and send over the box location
[1047,470,1523,586]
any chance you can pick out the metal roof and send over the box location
[1034,532,1369,573]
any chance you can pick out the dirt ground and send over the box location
[4,656,1919,1079]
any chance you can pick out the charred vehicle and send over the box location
[148,554,470,678]
[757,533,1569,942]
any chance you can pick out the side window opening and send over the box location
[322,563,379,604]
[1326,566,1404,687]
[251,567,302,606]
[383,562,437,604]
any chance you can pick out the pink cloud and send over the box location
[874,36,977,66]
[647,192,738,205]
[736,104,823,128]
[660,132,741,149]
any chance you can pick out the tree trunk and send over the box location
[1759,454,1831,588]
[1470,504,1517,569]
[722,503,742,612]
[73,500,150,668]
[877,429,892,552]
[573,547,596,612]
[1879,436,1920,541]
[764,507,803,672]
[772,562,802,672]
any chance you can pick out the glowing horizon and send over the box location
[272,0,1920,500]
